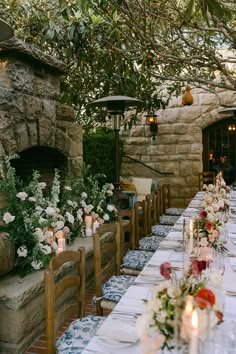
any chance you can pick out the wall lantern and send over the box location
[228,124,236,131]
[146,112,158,140]
[0,18,14,42]
[182,85,194,106]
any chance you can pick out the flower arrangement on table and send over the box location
[0,155,118,276]
[192,209,227,255]
[201,189,230,213]
[136,260,223,353]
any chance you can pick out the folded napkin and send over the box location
[159,240,181,248]
[183,208,199,217]
[124,284,151,300]
[96,317,138,343]
[166,231,182,240]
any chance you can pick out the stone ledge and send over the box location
[0,236,94,354]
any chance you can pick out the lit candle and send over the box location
[92,221,100,234]
[85,228,93,237]
[189,310,198,354]
[58,238,66,250]
[184,296,193,318]
[84,215,93,228]
[189,220,194,254]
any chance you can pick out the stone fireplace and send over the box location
[0,37,83,353]
[0,37,83,179]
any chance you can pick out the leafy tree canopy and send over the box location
[0,0,236,127]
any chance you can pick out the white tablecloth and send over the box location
[82,193,236,354]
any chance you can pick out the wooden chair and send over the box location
[117,208,136,257]
[44,249,105,354]
[146,193,157,234]
[199,171,216,190]
[120,202,154,276]
[159,184,184,225]
[93,222,135,316]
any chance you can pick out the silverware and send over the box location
[227,254,236,258]
[95,335,135,344]
[225,290,236,296]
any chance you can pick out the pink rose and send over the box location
[190,258,207,277]
[199,210,208,219]
[160,262,171,280]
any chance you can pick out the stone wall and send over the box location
[121,88,236,207]
[0,38,83,172]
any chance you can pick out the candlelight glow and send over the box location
[192,310,198,330]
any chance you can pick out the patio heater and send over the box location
[89,95,143,190]
[0,18,14,42]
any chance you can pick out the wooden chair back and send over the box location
[146,193,157,234]
[44,249,86,354]
[93,222,121,315]
[155,189,161,223]
[199,171,215,190]
[161,184,171,214]
[134,200,147,247]
[117,208,135,258]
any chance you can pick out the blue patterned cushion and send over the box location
[152,224,172,237]
[102,275,135,302]
[159,215,179,225]
[139,236,163,251]
[56,315,105,354]
[122,250,153,270]
[165,207,184,216]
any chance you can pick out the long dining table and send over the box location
[82,191,236,354]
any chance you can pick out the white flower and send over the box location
[107,204,114,212]
[39,182,46,189]
[35,206,43,214]
[67,200,74,206]
[45,207,56,216]
[51,241,58,250]
[103,213,110,221]
[31,260,43,270]
[81,192,87,199]
[208,184,214,191]
[3,212,15,224]
[167,285,182,298]
[146,298,161,312]
[218,200,224,208]
[81,200,86,208]
[16,191,28,201]
[28,196,36,202]
[64,185,72,191]
[39,243,52,255]
[66,211,74,224]
[33,228,44,242]
[136,312,154,337]
[17,246,27,257]
[156,310,167,324]
[39,217,47,224]
[106,190,113,196]
[54,220,64,231]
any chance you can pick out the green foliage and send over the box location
[83,127,123,185]
[0,0,236,128]
[0,155,118,277]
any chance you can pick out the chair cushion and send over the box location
[159,215,179,225]
[102,275,135,302]
[122,250,153,270]
[165,207,185,216]
[139,236,163,251]
[56,315,105,354]
[120,180,137,192]
[152,224,172,237]
[132,177,152,198]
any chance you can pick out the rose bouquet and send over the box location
[192,209,227,254]
[136,260,223,352]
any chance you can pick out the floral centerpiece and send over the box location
[192,209,227,254]
[136,260,223,352]
[0,155,118,276]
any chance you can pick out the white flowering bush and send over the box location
[0,156,118,276]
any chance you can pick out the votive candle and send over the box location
[58,238,66,250]
[189,310,199,354]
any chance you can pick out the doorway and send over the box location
[203,118,236,185]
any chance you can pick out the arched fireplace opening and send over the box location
[10,146,68,192]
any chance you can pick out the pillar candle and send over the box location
[58,238,66,250]
[84,215,93,228]
[92,221,100,234]
[85,228,93,237]
[189,310,199,354]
